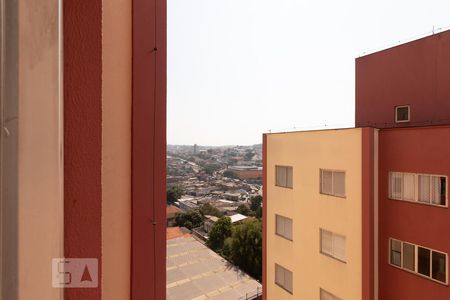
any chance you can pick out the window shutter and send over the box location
[321,230,333,255]
[286,167,293,188]
[276,215,284,236]
[276,166,286,187]
[284,269,293,293]
[321,170,332,195]
[285,217,293,240]
[333,234,346,261]
[275,264,284,286]
[333,171,345,197]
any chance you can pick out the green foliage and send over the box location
[229,219,262,280]
[199,203,223,218]
[204,164,220,175]
[174,210,203,230]
[207,217,232,251]
[236,204,251,216]
[244,151,255,160]
[249,195,262,212]
[223,170,237,179]
[167,185,184,205]
[255,206,262,219]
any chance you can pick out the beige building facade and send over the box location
[264,128,378,300]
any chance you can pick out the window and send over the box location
[320,288,342,300]
[275,264,293,294]
[276,166,293,188]
[388,172,447,207]
[320,229,346,262]
[276,215,293,241]
[395,105,410,123]
[320,169,346,197]
[389,238,448,284]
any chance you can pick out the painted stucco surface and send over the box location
[266,129,363,300]
[64,0,102,299]
[102,0,132,298]
[356,30,450,128]
[378,125,450,300]
[18,0,63,299]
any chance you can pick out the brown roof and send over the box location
[166,227,191,240]
[166,205,182,219]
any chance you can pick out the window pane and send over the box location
[284,268,293,293]
[430,176,441,205]
[333,234,346,261]
[276,166,286,187]
[439,177,447,206]
[286,167,293,188]
[321,170,332,195]
[403,173,415,201]
[418,247,431,277]
[276,215,284,236]
[320,289,337,300]
[333,171,345,197]
[285,217,293,240]
[275,264,284,286]
[390,240,402,267]
[321,230,333,255]
[390,172,403,199]
[396,106,409,121]
[418,175,431,203]
[432,251,446,283]
[403,243,415,271]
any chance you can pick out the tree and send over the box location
[229,219,262,280]
[244,151,255,160]
[199,203,223,218]
[174,210,203,230]
[236,204,251,216]
[249,195,262,212]
[223,170,237,179]
[167,185,184,205]
[207,216,232,251]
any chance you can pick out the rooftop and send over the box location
[166,236,262,300]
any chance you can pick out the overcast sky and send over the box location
[167,0,450,146]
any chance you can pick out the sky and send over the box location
[167,0,450,146]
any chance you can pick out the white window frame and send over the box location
[388,172,448,208]
[389,238,448,285]
[275,214,293,241]
[275,165,293,189]
[320,228,346,263]
[275,263,293,294]
[395,105,410,123]
[320,169,346,198]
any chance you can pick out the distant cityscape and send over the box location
[166,144,263,300]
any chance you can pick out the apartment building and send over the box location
[263,30,450,300]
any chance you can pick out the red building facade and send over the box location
[357,30,450,299]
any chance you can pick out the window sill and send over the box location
[388,197,448,209]
[320,192,346,199]
[275,282,293,295]
[388,262,448,286]
[320,251,347,264]
[275,233,293,242]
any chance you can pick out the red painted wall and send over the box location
[378,126,450,299]
[362,128,375,300]
[131,0,166,299]
[64,0,102,299]
[356,30,450,128]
